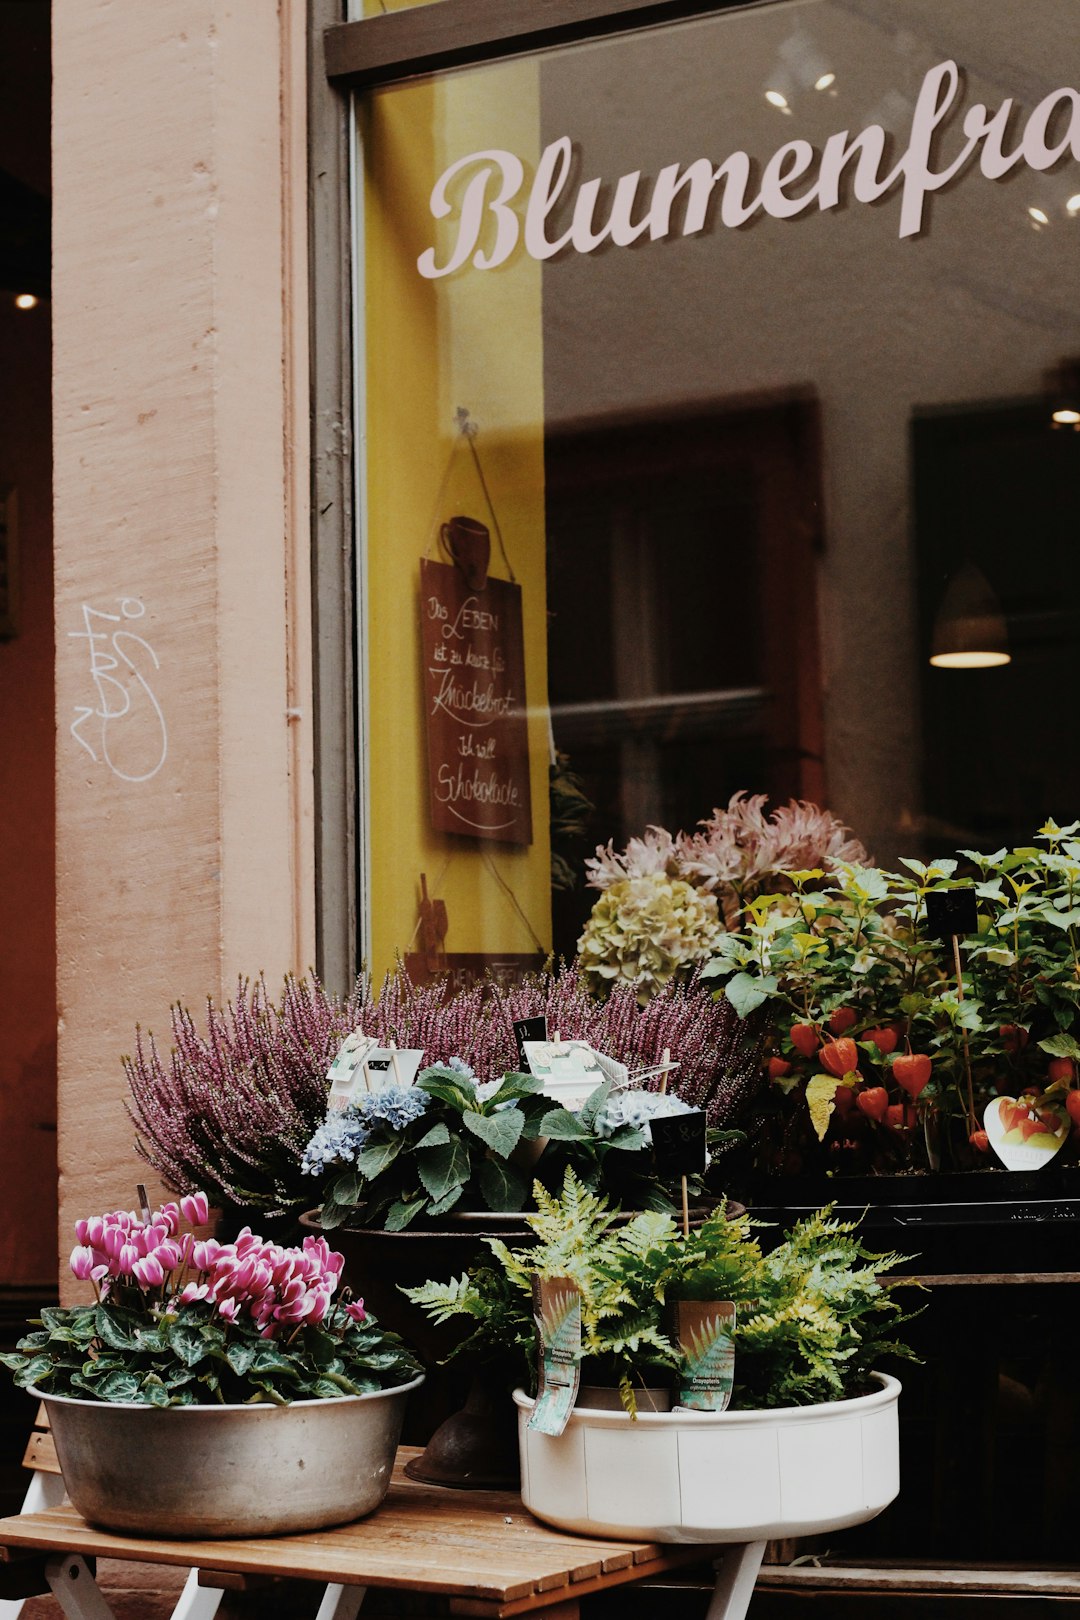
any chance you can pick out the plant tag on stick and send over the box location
[528,1275,581,1437]
[924,888,978,941]
[513,1017,547,1073]
[651,1111,708,1177]
[327,1033,377,1109]
[983,1095,1068,1171]
[673,1301,736,1412]
[362,1050,425,1092]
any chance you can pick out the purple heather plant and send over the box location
[126,965,764,1219]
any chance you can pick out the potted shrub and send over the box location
[701,824,1080,1189]
[407,1172,912,1541]
[0,1193,422,1537]
[125,964,761,1228]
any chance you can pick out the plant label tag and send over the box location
[524,1039,605,1109]
[528,1275,581,1437]
[925,888,979,941]
[327,1034,379,1110]
[513,1017,547,1073]
[651,1111,708,1177]
[673,1300,736,1412]
[362,1050,425,1092]
[983,1095,1068,1171]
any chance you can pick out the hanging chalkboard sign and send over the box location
[419,557,532,845]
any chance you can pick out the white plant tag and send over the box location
[983,1095,1067,1171]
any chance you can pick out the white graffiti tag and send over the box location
[69,599,168,784]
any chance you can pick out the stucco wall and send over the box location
[51,0,313,1283]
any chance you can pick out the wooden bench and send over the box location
[0,1440,762,1620]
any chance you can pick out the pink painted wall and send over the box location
[51,0,314,1288]
[0,0,56,1287]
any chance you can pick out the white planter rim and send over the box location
[31,1372,424,1414]
[514,1371,899,1429]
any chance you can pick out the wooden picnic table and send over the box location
[0,1448,756,1620]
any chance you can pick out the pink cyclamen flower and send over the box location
[159,1201,181,1235]
[69,1245,96,1281]
[132,1253,165,1288]
[192,1239,221,1273]
[117,1243,140,1276]
[217,1297,240,1324]
[180,1191,210,1227]
[344,1299,366,1324]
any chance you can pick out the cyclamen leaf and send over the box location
[166,1322,210,1368]
[94,1371,141,1402]
[226,1340,259,1377]
[95,1306,143,1352]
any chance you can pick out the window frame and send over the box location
[308,0,777,986]
[323,0,768,91]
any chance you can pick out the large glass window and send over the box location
[356,0,1080,979]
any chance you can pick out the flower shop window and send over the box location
[349,0,1080,983]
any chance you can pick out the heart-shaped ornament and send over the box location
[983,1095,1068,1171]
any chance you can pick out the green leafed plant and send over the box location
[309,1066,715,1232]
[700,824,1080,1174]
[404,1170,915,1413]
[1,1195,419,1407]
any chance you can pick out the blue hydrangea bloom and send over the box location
[301,1111,371,1175]
[357,1085,430,1131]
[591,1089,695,1144]
[301,1085,430,1175]
[446,1056,477,1080]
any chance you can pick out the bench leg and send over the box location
[315,1583,367,1620]
[44,1555,118,1620]
[170,1569,223,1620]
[706,1542,767,1620]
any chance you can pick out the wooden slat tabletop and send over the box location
[0,1449,717,1619]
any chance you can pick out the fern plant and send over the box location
[405,1171,916,1413]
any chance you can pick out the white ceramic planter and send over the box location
[514,1373,900,1544]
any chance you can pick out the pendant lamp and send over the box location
[929,563,1011,669]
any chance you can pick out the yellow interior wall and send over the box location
[362,61,551,980]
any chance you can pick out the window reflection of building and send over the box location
[545,399,826,955]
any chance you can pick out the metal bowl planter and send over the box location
[514,1373,900,1544]
[36,1375,423,1537]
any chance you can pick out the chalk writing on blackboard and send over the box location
[419,558,532,845]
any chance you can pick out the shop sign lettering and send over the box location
[418,59,1080,278]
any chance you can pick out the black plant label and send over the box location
[925,887,978,941]
[652,1111,707,1177]
[513,1017,547,1073]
